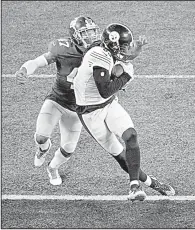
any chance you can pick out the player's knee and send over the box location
[34,133,49,145]
[122,127,138,148]
[107,141,124,156]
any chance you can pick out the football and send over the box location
[111,63,124,77]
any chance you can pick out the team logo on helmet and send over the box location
[85,18,94,26]
[109,31,120,42]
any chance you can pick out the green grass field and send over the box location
[2,1,195,229]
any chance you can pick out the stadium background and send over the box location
[2,1,195,228]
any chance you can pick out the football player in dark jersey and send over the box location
[15,16,102,185]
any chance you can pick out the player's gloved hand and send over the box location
[139,35,148,46]
[126,35,148,61]
[131,35,148,49]
[15,67,28,84]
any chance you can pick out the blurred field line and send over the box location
[2,74,195,79]
[2,195,195,201]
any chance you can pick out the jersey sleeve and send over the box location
[48,38,71,56]
[48,39,59,57]
[47,38,72,64]
[93,66,131,98]
[86,46,112,71]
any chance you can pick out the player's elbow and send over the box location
[99,91,111,99]
[97,85,112,98]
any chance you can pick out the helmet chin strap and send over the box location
[76,45,86,53]
[81,39,89,48]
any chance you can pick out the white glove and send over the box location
[15,67,28,84]
[115,60,134,77]
[115,61,134,91]
[131,35,148,49]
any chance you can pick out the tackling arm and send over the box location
[16,39,58,83]
[16,51,56,84]
[21,54,48,76]
[21,39,60,75]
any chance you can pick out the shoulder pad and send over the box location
[85,46,113,69]
[89,46,111,57]
[48,38,73,56]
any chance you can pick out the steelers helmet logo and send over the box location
[109,31,120,42]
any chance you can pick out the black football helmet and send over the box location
[69,16,101,49]
[101,23,133,62]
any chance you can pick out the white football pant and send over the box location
[80,99,134,156]
[35,99,82,152]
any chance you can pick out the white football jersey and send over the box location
[73,46,114,106]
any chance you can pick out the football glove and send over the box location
[139,35,148,46]
[115,60,134,78]
[131,35,148,49]
[15,67,28,84]
[127,35,148,60]
[115,61,134,91]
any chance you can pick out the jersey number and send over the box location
[59,41,70,48]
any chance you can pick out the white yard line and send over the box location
[2,195,195,201]
[136,75,195,79]
[2,74,195,79]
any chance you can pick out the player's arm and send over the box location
[93,66,132,99]
[15,54,49,84]
[22,51,57,74]
[15,40,58,84]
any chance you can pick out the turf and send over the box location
[2,77,195,196]
[2,200,195,229]
[1,1,195,229]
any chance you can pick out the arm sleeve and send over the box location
[21,55,48,75]
[93,66,131,98]
[20,39,60,75]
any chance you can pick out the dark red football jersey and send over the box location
[46,38,83,111]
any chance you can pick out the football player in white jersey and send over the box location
[73,23,175,201]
